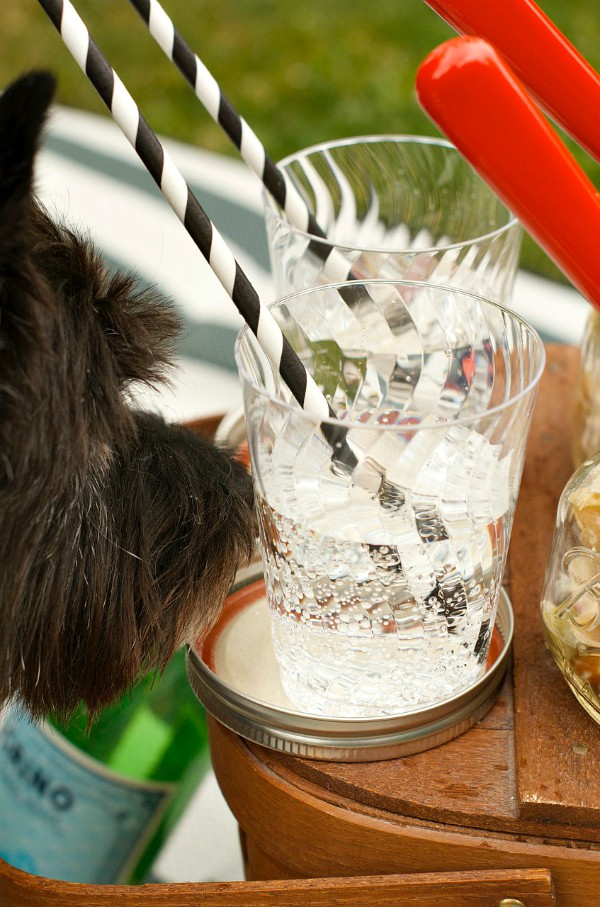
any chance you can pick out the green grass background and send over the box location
[4,0,599,283]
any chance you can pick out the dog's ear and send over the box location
[0,72,55,244]
[10,413,256,720]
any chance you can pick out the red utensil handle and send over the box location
[416,36,600,309]
[423,0,600,163]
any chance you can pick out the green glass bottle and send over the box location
[0,647,209,885]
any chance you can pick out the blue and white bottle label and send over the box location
[0,710,174,883]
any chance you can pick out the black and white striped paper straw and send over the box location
[37,0,338,430]
[128,0,354,284]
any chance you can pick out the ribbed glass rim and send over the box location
[234,279,546,431]
[263,134,520,254]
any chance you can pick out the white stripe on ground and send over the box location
[510,269,588,345]
[127,356,242,423]
[46,105,267,212]
[36,147,272,328]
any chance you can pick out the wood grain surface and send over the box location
[209,717,595,906]
[510,346,600,824]
[0,856,555,906]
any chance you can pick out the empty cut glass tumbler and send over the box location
[263,136,522,303]
[235,280,544,718]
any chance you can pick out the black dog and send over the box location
[0,72,255,720]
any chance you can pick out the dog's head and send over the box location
[0,72,255,720]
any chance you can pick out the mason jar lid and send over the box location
[187,566,513,762]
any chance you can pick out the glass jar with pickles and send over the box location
[542,452,600,722]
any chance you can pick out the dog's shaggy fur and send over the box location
[0,72,255,720]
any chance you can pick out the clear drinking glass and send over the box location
[235,279,544,718]
[263,135,522,303]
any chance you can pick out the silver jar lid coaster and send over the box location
[187,567,513,762]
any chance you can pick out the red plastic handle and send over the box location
[416,37,600,309]
[423,0,600,163]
